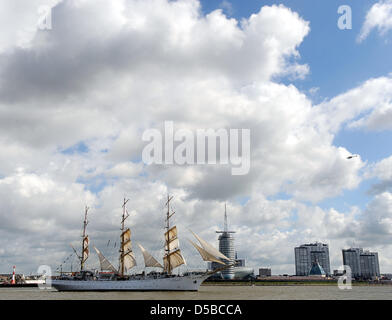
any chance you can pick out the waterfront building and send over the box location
[259,268,272,277]
[209,204,254,280]
[209,259,254,280]
[308,260,326,277]
[382,274,392,280]
[360,251,380,279]
[295,242,331,276]
[342,248,362,278]
[215,204,236,279]
[235,254,246,267]
[342,248,380,279]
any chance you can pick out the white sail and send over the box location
[163,249,186,271]
[123,253,137,271]
[137,243,163,268]
[164,226,181,257]
[93,246,117,272]
[121,229,137,271]
[163,225,186,272]
[164,226,178,242]
[190,230,231,262]
[165,238,179,252]
[188,239,226,265]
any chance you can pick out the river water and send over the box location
[0,285,391,300]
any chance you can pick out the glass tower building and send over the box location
[216,204,236,279]
[342,248,380,279]
[295,242,331,276]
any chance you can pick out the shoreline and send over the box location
[1,280,391,289]
[202,280,392,286]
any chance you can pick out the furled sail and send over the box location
[121,228,136,271]
[82,235,89,264]
[137,243,163,268]
[190,230,231,263]
[188,239,226,265]
[93,246,117,272]
[163,249,186,271]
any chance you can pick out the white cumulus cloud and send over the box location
[0,0,392,274]
[358,0,392,42]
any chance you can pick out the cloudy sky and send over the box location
[1,0,392,276]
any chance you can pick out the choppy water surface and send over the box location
[0,285,391,300]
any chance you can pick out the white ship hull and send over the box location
[51,274,208,291]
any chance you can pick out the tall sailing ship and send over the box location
[51,195,232,291]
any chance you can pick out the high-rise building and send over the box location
[216,204,236,279]
[342,248,362,278]
[209,204,254,280]
[295,242,331,276]
[360,251,380,279]
[342,248,380,279]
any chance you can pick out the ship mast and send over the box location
[80,206,89,271]
[162,194,185,274]
[165,194,174,274]
[119,198,129,277]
